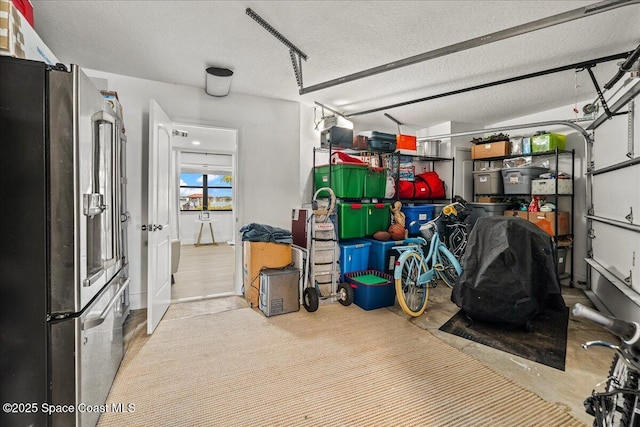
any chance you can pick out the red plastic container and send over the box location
[12,0,33,27]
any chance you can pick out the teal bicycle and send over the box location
[393,202,464,317]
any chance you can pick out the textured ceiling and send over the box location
[32,1,640,131]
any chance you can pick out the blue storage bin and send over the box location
[339,240,371,281]
[353,237,402,275]
[402,205,435,235]
[345,270,395,310]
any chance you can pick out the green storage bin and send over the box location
[337,203,366,239]
[365,203,390,236]
[314,163,367,198]
[531,133,566,153]
[363,167,386,198]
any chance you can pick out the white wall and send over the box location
[180,211,233,245]
[85,69,302,309]
[417,121,481,200]
[299,106,320,205]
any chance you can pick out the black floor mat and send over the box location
[438,307,569,371]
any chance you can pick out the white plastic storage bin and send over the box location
[473,169,503,194]
[531,178,573,195]
[501,166,549,194]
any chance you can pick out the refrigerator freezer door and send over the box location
[50,276,128,427]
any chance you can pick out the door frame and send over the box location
[146,105,242,335]
[169,123,240,297]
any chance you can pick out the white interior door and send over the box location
[147,100,172,334]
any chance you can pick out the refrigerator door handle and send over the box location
[83,278,130,331]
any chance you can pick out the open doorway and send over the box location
[168,124,238,302]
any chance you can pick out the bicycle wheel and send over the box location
[395,251,429,317]
[434,246,462,288]
[603,353,640,427]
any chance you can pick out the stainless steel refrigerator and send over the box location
[0,56,130,427]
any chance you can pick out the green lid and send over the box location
[353,274,389,285]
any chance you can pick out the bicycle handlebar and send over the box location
[573,303,640,347]
[412,202,468,228]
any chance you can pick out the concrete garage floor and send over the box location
[388,283,617,426]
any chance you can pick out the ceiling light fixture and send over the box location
[192,141,201,145]
[206,67,234,97]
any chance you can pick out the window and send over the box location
[180,172,232,211]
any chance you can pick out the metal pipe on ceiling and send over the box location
[314,101,347,118]
[604,43,640,90]
[417,119,591,142]
[299,0,639,95]
[344,51,631,118]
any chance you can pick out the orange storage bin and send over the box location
[396,134,417,153]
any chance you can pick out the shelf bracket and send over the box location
[289,49,304,89]
[625,271,633,288]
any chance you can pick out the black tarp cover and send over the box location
[451,216,565,328]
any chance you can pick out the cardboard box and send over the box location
[528,211,570,236]
[503,210,528,220]
[398,166,415,181]
[476,197,503,203]
[1,0,57,64]
[471,141,511,159]
[1,0,24,57]
[243,241,292,308]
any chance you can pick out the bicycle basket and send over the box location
[418,222,436,240]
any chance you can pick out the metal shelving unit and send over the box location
[472,148,575,284]
[312,146,455,204]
